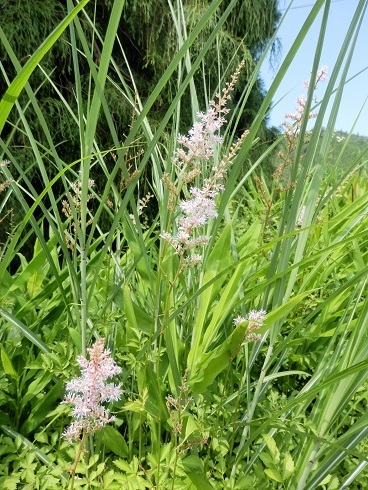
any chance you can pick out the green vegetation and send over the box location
[1,0,368,489]
[322,130,368,182]
[0,0,280,254]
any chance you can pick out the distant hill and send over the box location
[270,128,368,187]
[321,129,368,182]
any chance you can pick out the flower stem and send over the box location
[70,429,86,490]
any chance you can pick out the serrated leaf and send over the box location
[235,475,255,489]
[264,467,283,482]
[123,387,148,413]
[328,476,340,489]
[282,452,295,481]
[259,452,275,468]
[123,399,145,413]
[2,476,20,490]
[113,459,131,472]
[87,454,99,468]
[319,474,332,485]
[34,432,48,444]
[263,434,280,464]
[181,454,204,473]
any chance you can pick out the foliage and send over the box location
[1,0,368,488]
[322,129,368,182]
[0,0,281,255]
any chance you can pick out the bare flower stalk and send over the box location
[0,160,14,255]
[0,160,12,195]
[274,66,328,187]
[62,172,95,250]
[0,160,12,193]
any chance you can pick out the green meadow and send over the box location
[0,1,367,488]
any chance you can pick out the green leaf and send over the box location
[0,0,92,133]
[27,271,44,299]
[282,452,295,481]
[0,410,12,426]
[189,318,249,393]
[235,475,255,489]
[319,474,332,485]
[68,328,82,353]
[21,372,54,406]
[101,426,128,458]
[259,291,312,335]
[263,434,280,464]
[108,285,124,310]
[184,414,200,442]
[123,221,152,286]
[186,472,214,489]
[123,399,146,414]
[123,285,139,349]
[113,459,132,472]
[9,240,51,292]
[20,380,63,434]
[200,224,233,309]
[327,476,339,489]
[0,425,68,481]
[181,454,204,473]
[259,452,275,468]
[264,467,283,483]
[187,224,233,373]
[0,308,50,354]
[1,476,20,490]
[0,349,18,379]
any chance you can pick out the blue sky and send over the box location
[261,0,368,136]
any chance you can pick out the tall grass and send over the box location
[1,0,368,488]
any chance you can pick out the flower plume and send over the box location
[62,338,122,442]
[233,309,267,342]
[161,62,249,266]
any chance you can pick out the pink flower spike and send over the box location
[62,338,122,442]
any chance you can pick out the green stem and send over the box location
[229,344,249,457]
[70,429,87,490]
[80,245,87,356]
[231,337,274,478]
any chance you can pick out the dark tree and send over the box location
[0,0,281,251]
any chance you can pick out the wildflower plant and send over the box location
[1,1,368,489]
[62,338,122,443]
[161,61,249,268]
[233,309,267,342]
[157,63,260,398]
[274,65,328,187]
[62,172,95,250]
